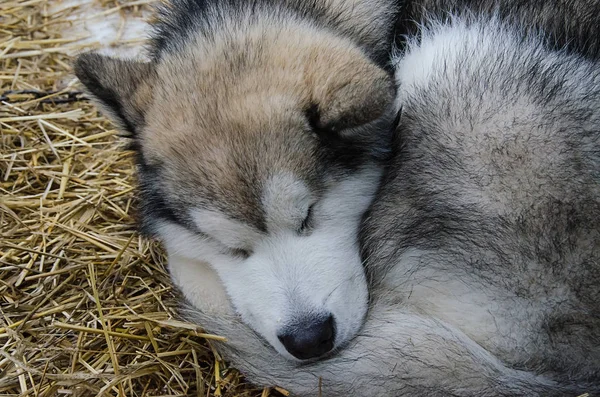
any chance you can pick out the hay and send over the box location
[0,1,280,395]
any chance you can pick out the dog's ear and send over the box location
[304,47,395,134]
[74,53,155,135]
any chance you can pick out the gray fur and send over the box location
[398,0,600,59]
[185,11,600,397]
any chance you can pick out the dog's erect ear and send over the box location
[304,48,395,134]
[74,53,155,135]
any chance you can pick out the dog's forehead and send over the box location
[139,72,322,230]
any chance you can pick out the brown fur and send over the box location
[290,0,401,60]
[75,17,394,228]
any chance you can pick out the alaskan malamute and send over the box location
[179,2,600,396]
[74,0,400,361]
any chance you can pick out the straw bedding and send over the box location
[0,1,285,395]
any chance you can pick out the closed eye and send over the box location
[298,203,315,234]
[195,231,252,259]
[228,247,252,259]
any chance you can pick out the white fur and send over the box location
[190,209,263,251]
[382,248,546,356]
[395,18,489,97]
[261,172,314,232]
[158,165,381,360]
[167,253,233,314]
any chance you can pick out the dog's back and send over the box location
[364,12,600,383]
[184,3,600,396]
[398,0,600,59]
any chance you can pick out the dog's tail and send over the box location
[182,299,594,397]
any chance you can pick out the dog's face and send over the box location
[74,22,394,360]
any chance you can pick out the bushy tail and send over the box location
[183,298,592,397]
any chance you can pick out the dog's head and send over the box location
[74,21,394,361]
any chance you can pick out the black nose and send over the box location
[277,315,335,360]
